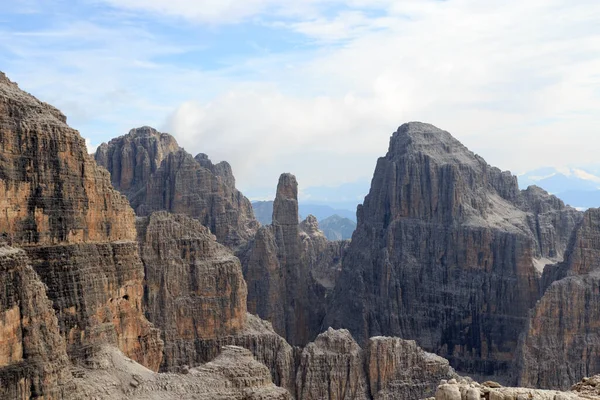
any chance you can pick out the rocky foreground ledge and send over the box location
[428,375,600,400]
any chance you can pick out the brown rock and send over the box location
[240,174,348,346]
[136,211,247,371]
[0,72,163,371]
[0,245,74,399]
[95,128,258,249]
[367,337,458,399]
[296,328,369,400]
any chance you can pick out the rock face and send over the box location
[519,208,600,390]
[294,328,458,400]
[324,122,581,379]
[0,245,74,399]
[0,72,163,371]
[71,345,292,400]
[95,128,257,248]
[367,337,458,400]
[296,328,369,400]
[136,211,247,371]
[240,174,348,346]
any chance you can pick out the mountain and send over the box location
[323,122,582,381]
[240,174,348,346]
[519,167,600,209]
[95,128,258,249]
[252,201,357,225]
[319,215,356,240]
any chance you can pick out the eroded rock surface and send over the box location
[0,72,163,370]
[431,376,600,400]
[95,128,257,248]
[136,211,247,371]
[71,345,292,400]
[519,209,600,389]
[367,337,458,399]
[324,122,581,378]
[296,328,369,400]
[0,245,74,399]
[240,174,348,346]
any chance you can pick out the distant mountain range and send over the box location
[319,215,356,240]
[252,201,357,240]
[518,167,600,209]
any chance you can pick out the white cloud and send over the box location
[4,0,600,196]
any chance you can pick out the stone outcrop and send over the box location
[367,337,458,399]
[95,128,258,248]
[0,245,74,399]
[519,208,600,390]
[240,174,348,346]
[136,211,247,371]
[296,328,369,400]
[294,328,458,400]
[71,345,292,400]
[0,71,163,371]
[193,313,296,394]
[431,376,600,400]
[324,122,581,379]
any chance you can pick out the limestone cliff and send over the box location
[0,71,163,371]
[136,211,247,371]
[240,174,348,346]
[0,245,74,399]
[324,122,581,379]
[367,337,458,399]
[95,128,257,249]
[519,208,600,390]
[296,328,370,400]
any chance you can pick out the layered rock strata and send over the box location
[240,174,348,346]
[519,208,600,389]
[95,128,257,248]
[295,328,458,400]
[71,345,292,400]
[0,245,74,399]
[136,211,247,371]
[0,71,163,370]
[324,122,581,379]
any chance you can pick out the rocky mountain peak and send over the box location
[194,153,235,187]
[299,214,321,236]
[389,122,482,168]
[273,173,299,226]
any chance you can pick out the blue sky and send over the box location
[2,0,600,200]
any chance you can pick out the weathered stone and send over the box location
[367,336,458,399]
[71,345,292,399]
[324,122,580,378]
[519,209,600,390]
[296,328,369,400]
[95,128,258,249]
[0,71,163,371]
[0,245,74,399]
[240,174,348,346]
[136,211,247,371]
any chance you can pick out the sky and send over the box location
[2,0,600,200]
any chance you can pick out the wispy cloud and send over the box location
[2,0,600,194]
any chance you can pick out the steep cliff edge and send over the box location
[240,174,348,346]
[519,208,600,390]
[136,211,247,371]
[95,128,257,249]
[0,72,163,370]
[324,122,581,379]
[0,244,74,399]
